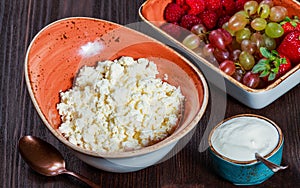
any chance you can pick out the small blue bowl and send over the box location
[208,114,284,185]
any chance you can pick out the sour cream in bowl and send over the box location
[208,114,284,185]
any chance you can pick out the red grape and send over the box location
[230,49,242,62]
[241,39,257,54]
[202,44,215,57]
[232,69,244,82]
[219,28,233,46]
[219,60,236,76]
[213,48,230,63]
[209,29,226,50]
[209,28,233,50]
[242,71,260,88]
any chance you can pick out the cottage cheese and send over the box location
[57,57,184,153]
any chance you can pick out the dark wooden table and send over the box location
[1,0,300,187]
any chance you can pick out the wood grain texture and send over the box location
[0,0,299,187]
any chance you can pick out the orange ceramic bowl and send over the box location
[139,0,300,109]
[25,17,209,172]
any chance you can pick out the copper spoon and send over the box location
[18,135,100,188]
[255,152,288,173]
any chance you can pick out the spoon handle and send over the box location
[255,153,288,173]
[62,170,100,188]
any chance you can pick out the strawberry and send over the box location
[252,47,292,81]
[206,0,221,11]
[281,22,297,34]
[164,3,185,23]
[280,16,300,35]
[185,0,206,15]
[180,14,202,29]
[220,0,236,16]
[277,30,300,65]
[199,10,218,30]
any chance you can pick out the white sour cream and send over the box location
[211,116,279,161]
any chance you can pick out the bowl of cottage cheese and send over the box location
[57,56,185,153]
[25,17,209,172]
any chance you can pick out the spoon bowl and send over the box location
[18,135,99,188]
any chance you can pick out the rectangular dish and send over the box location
[139,0,300,109]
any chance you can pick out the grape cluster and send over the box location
[182,0,289,88]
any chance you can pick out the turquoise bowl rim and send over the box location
[208,114,283,164]
[208,114,284,185]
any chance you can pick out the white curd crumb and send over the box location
[57,56,184,153]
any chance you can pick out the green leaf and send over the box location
[271,50,279,56]
[280,57,287,65]
[260,70,270,77]
[271,67,279,74]
[274,59,281,67]
[268,72,276,81]
[252,59,270,73]
[260,47,273,58]
[291,21,298,27]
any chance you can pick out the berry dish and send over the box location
[139,0,300,109]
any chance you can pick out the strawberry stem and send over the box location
[252,47,286,81]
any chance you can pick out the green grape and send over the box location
[260,0,274,7]
[235,28,251,43]
[263,34,276,50]
[257,4,270,18]
[239,51,255,70]
[222,22,235,36]
[182,34,200,50]
[244,1,258,15]
[250,32,265,48]
[269,6,287,22]
[235,10,249,18]
[228,13,249,31]
[251,18,267,31]
[265,22,284,38]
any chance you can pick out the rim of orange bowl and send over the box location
[138,0,300,93]
[24,17,209,158]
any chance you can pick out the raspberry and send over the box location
[185,0,205,15]
[217,15,231,28]
[206,0,221,11]
[175,0,185,6]
[235,0,248,11]
[164,3,185,23]
[221,0,236,16]
[175,0,190,11]
[160,23,182,39]
[200,10,218,30]
[180,14,202,30]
